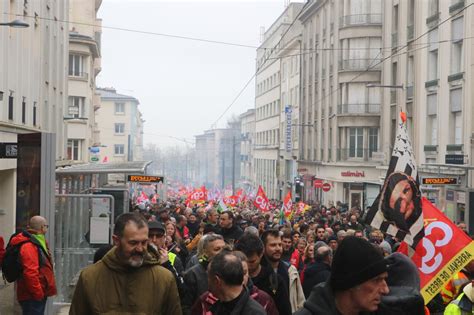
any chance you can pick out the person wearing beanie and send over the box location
[295,236,389,315]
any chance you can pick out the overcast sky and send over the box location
[96,0,291,148]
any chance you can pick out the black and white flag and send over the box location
[365,112,424,248]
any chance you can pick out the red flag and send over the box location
[253,186,270,212]
[282,191,293,217]
[224,196,238,207]
[398,198,474,304]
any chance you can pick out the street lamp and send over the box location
[0,19,30,28]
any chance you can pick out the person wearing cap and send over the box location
[148,220,184,278]
[295,236,389,314]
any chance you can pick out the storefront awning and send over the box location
[56,161,152,175]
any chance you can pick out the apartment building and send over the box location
[382,0,474,223]
[96,88,144,163]
[255,2,304,199]
[297,0,384,208]
[65,0,102,163]
[195,126,241,190]
[240,109,255,192]
[0,0,68,236]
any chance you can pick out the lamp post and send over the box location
[0,19,30,28]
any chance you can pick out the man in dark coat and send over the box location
[205,251,266,315]
[218,211,243,245]
[302,245,332,298]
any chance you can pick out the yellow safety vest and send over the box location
[444,293,474,315]
[168,252,176,266]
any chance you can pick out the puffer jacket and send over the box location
[69,246,181,315]
[11,230,57,301]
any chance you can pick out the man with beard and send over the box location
[234,232,292,315]
[70,213,181,315]
[262,229,305,312]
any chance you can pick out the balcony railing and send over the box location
[336,148,377,161]
[69,72,89,80]
[338,59,381,71]
[339,14,382,28]
[337,104,381,115]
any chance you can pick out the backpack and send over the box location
[1,231,42,283]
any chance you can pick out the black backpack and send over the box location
[1,231,42,283]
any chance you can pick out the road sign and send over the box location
[322,183,331,192]
[314,179,323,188]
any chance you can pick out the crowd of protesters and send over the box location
[66,197,474,315]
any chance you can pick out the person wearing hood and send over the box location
[218,210,243,246]
[11,216,56,315]
[445,280,474,314]
[295,237,424,315]
[69,213,181,315]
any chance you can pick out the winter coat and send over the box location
[218,224,243,244]
[302,261,331,298]
[182,260,209,315]
[191,283,278,315]
[11,230,57,302]
[0,236,5,265]
[252,263,292,315]
[288,263,306,312]
[69,246,181,315]
[210,288,267,315]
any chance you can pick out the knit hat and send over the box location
[330,236,387,290]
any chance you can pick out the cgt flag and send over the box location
[282,191,293,218]
[253,186,270,212]
[398,198,474,304]
[365,111,424,249]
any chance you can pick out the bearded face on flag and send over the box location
[379,171,422,233]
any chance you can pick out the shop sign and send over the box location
[446,190,455,202]
[285,105,292,152]
[445,154,464,165]
[127,175,164,183]
[457,191,466,204]
[341,171,365,177]
[422,177,458,185]
[314,179,323,188]
[0,143,18,158]
[322,183,331,192]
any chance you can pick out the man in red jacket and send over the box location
[10,215,56,314]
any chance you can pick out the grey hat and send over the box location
[148,220,165,232]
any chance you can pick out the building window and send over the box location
[67,139,81,160]
[8,95,13,121]
[33,102,37,126]
[450,88,462,144]
[427,93,438,145]
[115,123,125,134]
[21,98,26,124]
[349,127,363,158]
[115,102,125,114]
[369,128,379,156]
[451,17,463,74]
[68,96,85,118]
[428,28,438,81]
[114,144,125,155]
[429,0,439,17]
[68,54,86,78]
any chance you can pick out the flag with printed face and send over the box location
[253,186,270,212]
[365,112,424,249]
[398,198,474,304]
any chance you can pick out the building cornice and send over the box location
[70,33,100,58]
[299,0,325,23]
